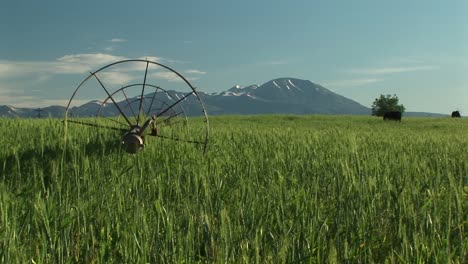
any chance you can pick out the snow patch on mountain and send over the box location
[87,100,105,105]
[288,79,302,91]
[272,81,281,89]
[220,91,243,97]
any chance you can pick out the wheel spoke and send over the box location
[151,100,176,116]
[156,92,193,117]
[99,115,129,128]
[157,119,186,129]
[145,86,161,118]
[66,59,209,154]
[92,72,133,127]
[138,61,150,125]
[65,119,127,132]
[155,111,185,126]
[121,89,138,119]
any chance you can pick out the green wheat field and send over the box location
[0,115,466,263]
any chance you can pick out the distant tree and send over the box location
[371,94,405,116]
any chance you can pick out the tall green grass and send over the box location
[0,115,466,263]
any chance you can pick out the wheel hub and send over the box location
[122,126,144,153]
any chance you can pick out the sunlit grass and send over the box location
[0,115,466,263]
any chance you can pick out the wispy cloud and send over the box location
[162,58,191,64]
[0,86,23,97]
[56,53,126,66]
[0,53,176,79]
[185,69,207,75]
[97,71,137,85]
[0,94,35,106]
[0,54,202,107]
[257,60,290,66]
[0,96,91,108]
[383,57,427,65]
[150,72,199,82]
[347,65,439,75]
[322,78,384,87]
[0,84,90,107]
[109,38,127,43]
[0,53,126,77]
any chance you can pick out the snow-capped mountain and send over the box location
[1,77,373,117]
[203,77,370,115]
[226,84,259,94]
[0,105,66,118]
[0,105,21,118]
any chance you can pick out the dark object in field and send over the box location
[451,111,461,118]
[151,115,159,136]
[383,111,402,121]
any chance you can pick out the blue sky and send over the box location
[1,0,467,114]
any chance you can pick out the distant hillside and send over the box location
[0,77,450,118]
[203,77,370,115]
[404,112,449,118]
[0,105,65,118]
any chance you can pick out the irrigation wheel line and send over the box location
[64,59,209,154]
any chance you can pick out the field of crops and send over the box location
[0,115,466,263]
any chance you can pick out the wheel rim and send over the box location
[65,59,209,153]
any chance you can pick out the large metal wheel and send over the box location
[65,59,209,153]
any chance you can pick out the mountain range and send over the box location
[0,77,447,118]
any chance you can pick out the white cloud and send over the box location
[0,53,130,79]
[56,53,126,66]
[158,58,190,64]
[109,38,127,42]
[322,78,383,87]
[2,98,90,108]
[150,72,199,82]
[35,75,51,82]
[0,84,85,107]
[384,57,426,65]
[185,69,207,74]
[257,60,290,66]
[0,64,11,76]
[0,54,198,107]
[0,95,35,106]
[348,65,439,75]
[0,86,22,96]
[0,53,170,79]
[0,61,46,77]
[0,54,195,86]
[151,72,183,82]
[97,71,137,85]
